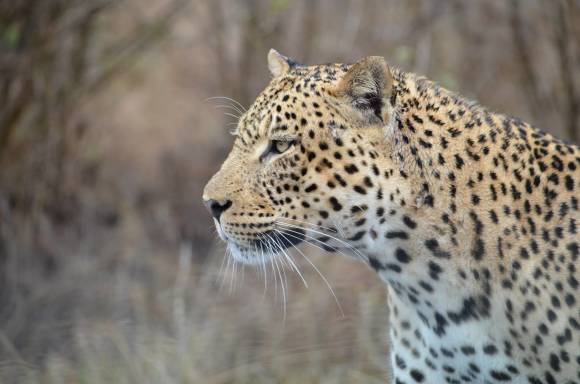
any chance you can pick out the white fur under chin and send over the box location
[226,242,277,266]
[213,218,228,241]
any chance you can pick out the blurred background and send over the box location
[0,0,578,383]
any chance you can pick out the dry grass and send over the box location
[0,234,389,383]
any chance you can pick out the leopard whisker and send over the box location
[216,243,228,285]
[275,225,356,262]
[229,245,237,294]
[213,104,244,117]
[271,243,287,322]
[266,232,308,288]
[276,221,367,262]
[222,112,242,122]
[220,245,233,292]
[260,237,269,298]
[280,216,338,233]
[269,240,280,302]
[273,231,308,288]
[274,229,344,317]
[205,96,247,112]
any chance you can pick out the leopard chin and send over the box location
[226,228,305,265]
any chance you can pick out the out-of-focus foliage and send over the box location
[0,0,578,383]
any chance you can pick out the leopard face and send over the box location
[203,50,404,264]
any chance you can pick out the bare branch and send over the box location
[508,0,545,122]
[552,0,579,142]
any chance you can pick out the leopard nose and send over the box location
[204,199,233,221]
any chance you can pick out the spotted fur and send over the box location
[203,50,580,383]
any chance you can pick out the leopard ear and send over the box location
[267,49,297,77]
[336,56,393,122]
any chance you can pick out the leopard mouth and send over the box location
[226,227,305,264]
[251,227,305,250]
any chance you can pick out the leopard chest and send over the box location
[386,287,532,384]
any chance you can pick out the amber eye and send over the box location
[273,140,291,154]
[261,139,296,161]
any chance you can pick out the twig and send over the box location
[552,0,579,142]
[509,0,545,123]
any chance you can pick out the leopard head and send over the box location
[203,50,409,264]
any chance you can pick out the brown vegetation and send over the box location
[0,0,578,382]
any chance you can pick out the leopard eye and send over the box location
[273,140,291,154]
[261,139,296,162]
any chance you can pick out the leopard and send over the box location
[203,49,580,383]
